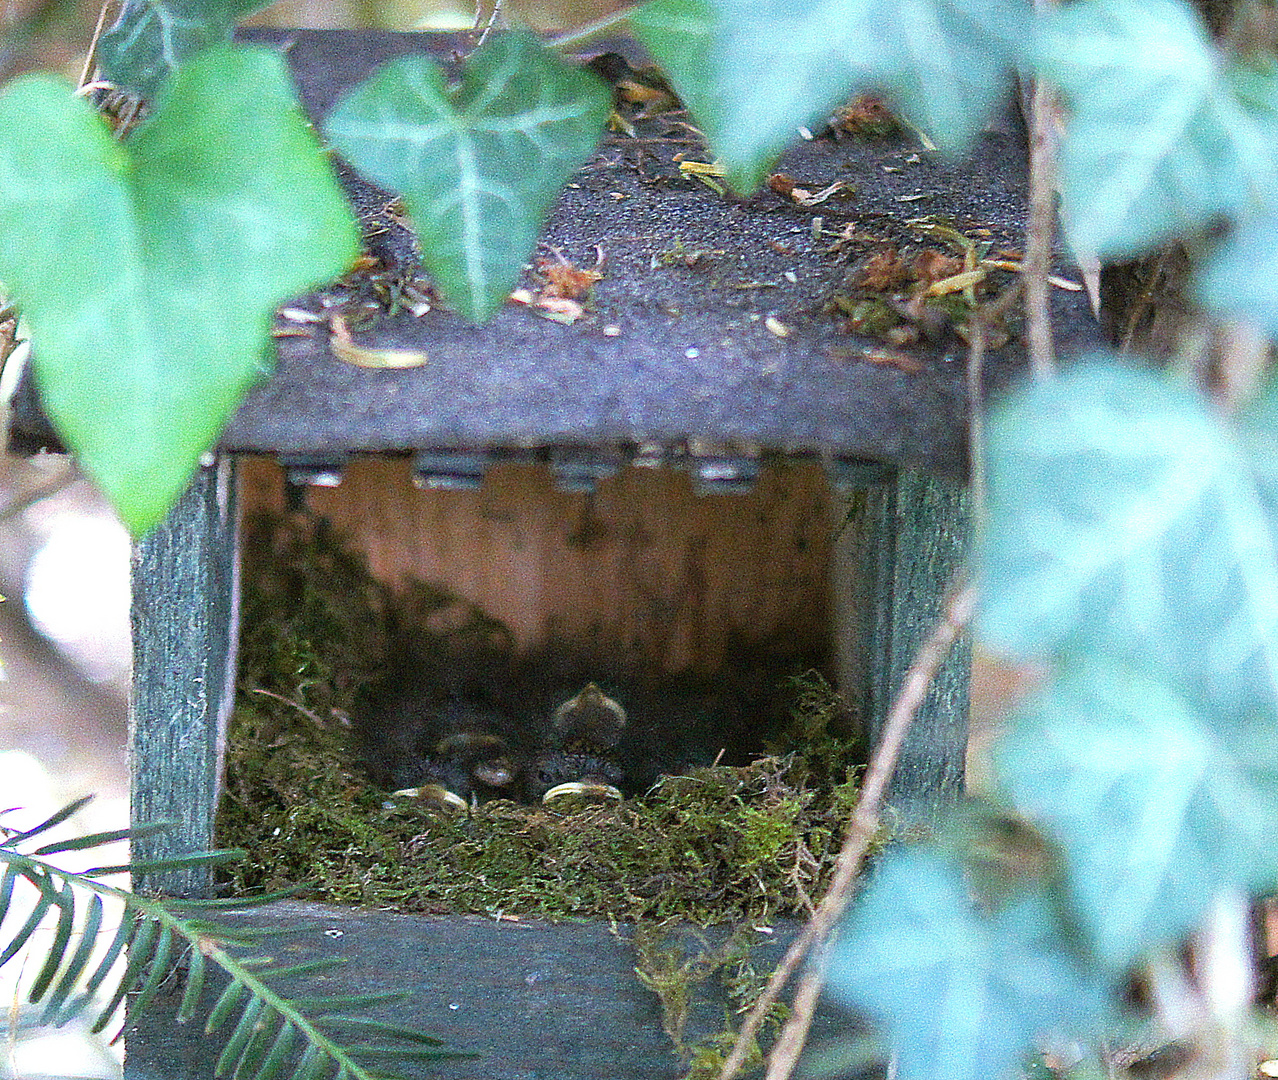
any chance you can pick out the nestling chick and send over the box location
[367,691,523,809]
[551,682,627,750]
[532,683,628,805]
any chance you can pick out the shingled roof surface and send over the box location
[10,28,1103,473]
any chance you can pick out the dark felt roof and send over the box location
[7,28,1104,473]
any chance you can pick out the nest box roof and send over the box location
[6,28,1103,475]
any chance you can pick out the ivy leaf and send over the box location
[825,846,1108,1080]
[1039,0,1278,258]
[323,31,610,323]
[1241,380,1278,503]
[1194,205,1278,332]
[632,0,1028,194]
[96,0,271,99]
[0,46,360,535]
[995,656,1278,971]
[977,358,1278,724]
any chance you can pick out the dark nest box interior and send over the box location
[4,26,1104,1080]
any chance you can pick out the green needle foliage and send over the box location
[0,798,469,1080]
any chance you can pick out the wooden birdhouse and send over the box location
[5,27,1101,1079]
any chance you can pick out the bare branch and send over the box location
[1025,75,1059,380]
[719,580,978,1080]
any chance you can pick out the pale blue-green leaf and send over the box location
[323,31,610,323]
[995,657,1278,970]
[96,0,270,99]
[632,0,1028,194]
[0,47,360,535]
[1194,207,1278,333]
[978,358,1278,722]
[825,846,1108,1080]
[1237,381,1278,536]
[1039,0,1278,257]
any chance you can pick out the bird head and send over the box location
[551,682,627,750]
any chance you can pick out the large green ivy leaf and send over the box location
[96,0,271,99]
[632,0,1028,194]
[323,31,610,324]
[1194,206,1278,332]
[1039,0,1278,258]
[0,46,360,535]
[825,846,1108,1080]
[995,656,1278,971]
[978,359,1278,724]
[1242,380,1278,495]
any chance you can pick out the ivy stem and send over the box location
[719,579,978,1080]
[968,279,1024,537]
[78,0,117,90]
[548,3,645,51]
[1024,72,1058,380]
[1024,0,1061,380]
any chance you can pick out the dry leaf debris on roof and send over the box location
[7,30,1103,472]
[203,29,1100,472]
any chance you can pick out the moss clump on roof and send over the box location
[217,512,868,926]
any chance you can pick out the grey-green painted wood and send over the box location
[862,470,971,822]
[122,902,853,1080]
[129,457,239,898]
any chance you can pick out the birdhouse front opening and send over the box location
[220,452,871,921]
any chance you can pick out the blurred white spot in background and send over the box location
[0,454,130,1080]
[21,477,132,693]
[0,753,127,1080]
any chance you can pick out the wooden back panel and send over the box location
[239,456,836,674]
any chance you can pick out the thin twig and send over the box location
[78,0,117,90]
[1024,0,1060,379]
[249,687,327,728]
[473,0,502,51]
[1024,74,1058,380]
[966,279,1023,534]
[968,317,988,531]
[763,941,831,1080]
[548,2,646,50]
[719,580,979,1080]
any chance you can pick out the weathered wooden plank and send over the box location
[123,902,850,1080]
[862,470,971,821]
[129,458,240,898]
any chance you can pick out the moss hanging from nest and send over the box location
[633,922,793,1079]
[218,512,871,925]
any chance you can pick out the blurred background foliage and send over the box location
[0,0,634,89]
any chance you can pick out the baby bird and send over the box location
[551,682,627,749]
[382,699,522,811]
[528,748,626,805]
[532,683,628,805]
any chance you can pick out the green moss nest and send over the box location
[217,513,868,927]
